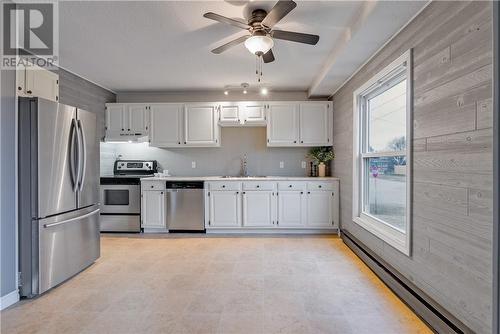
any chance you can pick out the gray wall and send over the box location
[1,69,17,299]
[331,1,493,333]
[58,69,116,139]
[116,90,316,103]
[101,128,311,177]
[108,91,327,177]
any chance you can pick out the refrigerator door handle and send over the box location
[69,119,79,192]
[75,119,83,191]
[77,119,87,192]
[43,208,100,228]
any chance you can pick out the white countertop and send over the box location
[141,176,340,182]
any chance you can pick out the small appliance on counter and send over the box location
[100,160,158,232]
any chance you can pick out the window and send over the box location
[352,50,412,255]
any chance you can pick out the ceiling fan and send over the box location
[203,0,320,64]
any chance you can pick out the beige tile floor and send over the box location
[1,235,431,334]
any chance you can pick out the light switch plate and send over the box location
[279,161,284,169]
[191,161,196,168]
[301,161,306,169]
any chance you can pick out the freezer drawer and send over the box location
[38,205,100,294]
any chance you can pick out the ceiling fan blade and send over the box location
[263,49,275,63]
[261,0,297,28]
[203,12,250,30]
[211,35,249,54]
[271,30,319,45]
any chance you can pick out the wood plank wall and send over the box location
[331,1,493,333]
[58,69,116,139]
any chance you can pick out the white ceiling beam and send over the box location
[307,1,378,97]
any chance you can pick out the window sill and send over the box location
[353,215,410,256]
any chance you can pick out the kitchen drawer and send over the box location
[142,181,166,191]
[278,182,306,191]
[208,181,241,191]
[307,182,334,191]
[242,181,276,191]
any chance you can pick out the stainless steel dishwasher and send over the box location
[166,181,205,232]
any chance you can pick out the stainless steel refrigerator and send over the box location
[18,97,100,298]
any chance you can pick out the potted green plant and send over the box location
[307,146,334,177]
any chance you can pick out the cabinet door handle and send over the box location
[242,191,246,194]
[288,185,292,188]
[318,185,322,188]
[150,185,154,188]
[222,185,226,188]
[236,191,239,194]
[293,140,297,143]
[307,191,311,194]
[27,90,32,94]
[300,191,303,194]
[256,185,260,188]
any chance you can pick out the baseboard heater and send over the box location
[341,230,473,334]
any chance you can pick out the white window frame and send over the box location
[352,49,412,256]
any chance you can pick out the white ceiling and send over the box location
[58,1,427,96]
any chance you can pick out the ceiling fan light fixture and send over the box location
[245,35,274,55]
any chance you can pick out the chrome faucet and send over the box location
[241,154,248,177]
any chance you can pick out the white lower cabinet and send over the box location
[208,190,241,227]
[206,180,339,231]
[306,190,334,227]
[141,190,166,230]
[242,191,276,227]
[277,190,306,227]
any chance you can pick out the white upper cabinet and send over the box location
[105,104,126,141]
[184,104,220,146]
[219,103,242,125]
[267,102,299,146]
[267,101,332,147]
[150,104,183,147]
[105,103,150,141]
[17,63,59,102]
[242,102,266,125]
[104,101,331,146]
[242,191,276,227]
[218,102,266,126]
[299,103,331,145]
[127,104,148,135]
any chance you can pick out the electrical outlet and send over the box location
[301,161,306,169]
[191,161,196,168]
[279,161,284,169]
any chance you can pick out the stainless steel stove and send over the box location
[100,160,158,232]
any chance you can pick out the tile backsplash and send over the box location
[101,127,312,177]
